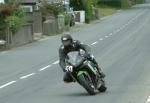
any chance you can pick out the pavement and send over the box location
[0,3,150,103]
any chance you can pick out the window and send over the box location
[21,5,33,12]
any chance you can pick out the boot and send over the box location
[90,57,106,78]
[97,66,105,78]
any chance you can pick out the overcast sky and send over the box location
[0,0,4,3]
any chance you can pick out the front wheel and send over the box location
[98,79,107,92]
[78,74,96,95]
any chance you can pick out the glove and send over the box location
[84,53,91,59]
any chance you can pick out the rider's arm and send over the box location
[59,46,66,72]
[76,40,91,55]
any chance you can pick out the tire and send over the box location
[78,74,96,95]
[98,85,107,92]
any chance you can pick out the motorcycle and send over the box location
[65,49,107,95]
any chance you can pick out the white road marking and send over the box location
[120,26,125,30]
[109,33,113,36]
[122,25,126,28]
[91,41,98,45]
[146,96,150,103]
[125,23,128,26]
[99,38,103,41]
[116,29,120,32]
[52,60,59,65]
[20,73,36,79]
[113,30,118,33]
[39,65,52,71]
[0,81,17,89]
[127,21,132,24]
[105,36,109,38]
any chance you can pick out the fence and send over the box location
[26,11,43,40]
[43,15,65,36]
[5,23,33,47]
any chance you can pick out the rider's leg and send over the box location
[89,55,105,78]
[63,72,74,83]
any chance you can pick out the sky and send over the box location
[0,0,4,3]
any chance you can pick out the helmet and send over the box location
[61,33,73,47]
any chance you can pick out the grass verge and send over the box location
[98,5,119,17]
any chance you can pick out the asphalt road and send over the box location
[0,3,150,103]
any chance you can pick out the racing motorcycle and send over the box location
[65,49,107,95]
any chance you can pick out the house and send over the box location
[20,0,39,12]
[20,0,70,12]
[20,0,72,39]
[20,0,43,40]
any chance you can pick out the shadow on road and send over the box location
[56,91,108,98]
[58,92,91,97]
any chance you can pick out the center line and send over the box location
[116,29,120,32]
[0,81,17,89]
[39,65,52,71]
[105,36,108,38]
[109,33,113,36]
[53,60,59,65]
[120,26,124,30]
[91,41,98,45]
[99,38,103,41]
[146,96,150,103]
[20,73,36,79]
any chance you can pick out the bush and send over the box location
[0,1,26,36]
[40,1,64,18]
[70,0,94,23]
[0,3,15,17]
[70,0,84,10]
[0,3,13,38]
[5,16,22,33]
[97,0,145,9]
[84,0,93,23]
[97,0,121,8]
[0,13,7,38]
[64,12,70,25]
[135,0,145,4]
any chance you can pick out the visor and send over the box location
[62,40,72,47]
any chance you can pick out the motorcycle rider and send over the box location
[59,33,105,83]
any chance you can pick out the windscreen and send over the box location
[67,51,83,66]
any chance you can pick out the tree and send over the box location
[70,0,94,23]
[0,0,26,38]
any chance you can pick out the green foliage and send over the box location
[40,1,65,18]
[14,7,26,19]
[97,0,121,8]
[64,13,70,25]
[121,0,130,8]
[5,16,22,33]
[135,0,145,4]
[70,0,84,10]
[0,3,15,17]
[4,0,11,3]
[0,1,26,37]
[84,0,93,23]
[97,0,145,9]
[70,0,94,23]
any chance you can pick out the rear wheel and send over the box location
[78,74,96,95]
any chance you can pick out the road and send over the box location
[0,3,150,103]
